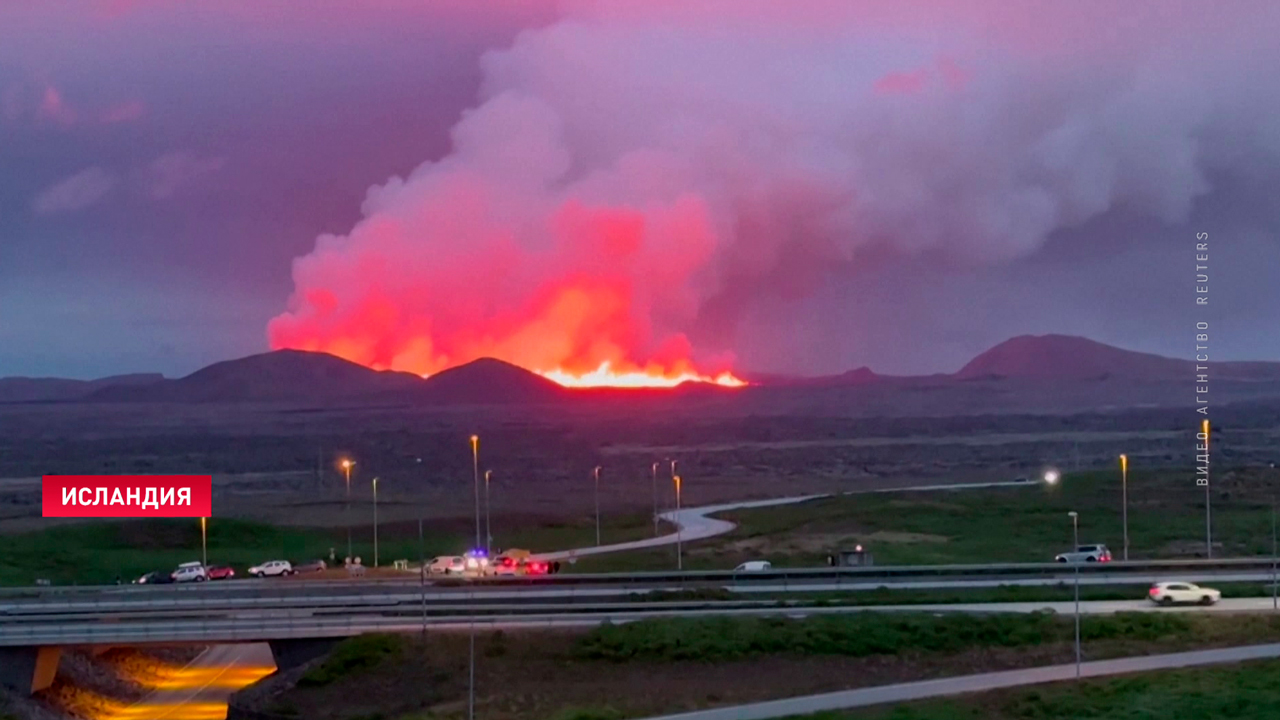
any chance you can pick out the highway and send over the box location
[634,642,1280,720]
[98,643,275,720]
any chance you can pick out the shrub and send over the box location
[298,634,405,687]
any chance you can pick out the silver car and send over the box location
[1054,544,1112,563]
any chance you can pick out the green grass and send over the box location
[0,511,659,586]
[574,611,1197,662]
[568,467,1280,571]
[820,659,1280,719]
[298,634,405,688]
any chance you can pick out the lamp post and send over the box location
[1068,510,1081,678]
[470,435,480,550]
[651,462,660,537]
[674,474,683,570]
[1120,454,1129,561]
[372,477,380,568]
[342,459,355,561]
[1272,493,1277,612]
[1203,419,1212,558]
[200,517,207,567]
[484,470,492,553]
[593,466,602,547]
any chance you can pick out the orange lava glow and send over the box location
[537,361,746,388]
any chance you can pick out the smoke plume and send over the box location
[269,0,1280,381]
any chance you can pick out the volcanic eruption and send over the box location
[268,1,1279,386]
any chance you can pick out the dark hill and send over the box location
[0,373,165,403]
[417,358,566,405]
[90,350,423,403]
[956,334,1280,381]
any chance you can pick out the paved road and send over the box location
[7,596,1280,647]
[634,642,1280,720]
[535,480,1035,561]
[99,643,274,720]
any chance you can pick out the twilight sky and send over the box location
[2,0,1279,380]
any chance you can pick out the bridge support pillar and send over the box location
[268,639,338,672]
[0,646,61,695]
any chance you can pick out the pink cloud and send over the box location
[32,167,117,214]
[146,151,225,199]
[101,100,146,124]
[36,86,76,125]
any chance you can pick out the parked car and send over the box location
[734,561,773,572]
[426,556,466,575]
[489,555,521,576]
[248,560,293,577]
[172,562,208,583]
[1149,582,1221,606]
[206,566,235,581]
[463,550,490,574]
[134,571,175,584]
[1054,544,1112,563]
[294,559,327,574]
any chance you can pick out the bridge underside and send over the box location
[0,639,331,696]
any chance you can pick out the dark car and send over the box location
[207,566,236,580]
[294,559,327,573]
[134,571,176,584]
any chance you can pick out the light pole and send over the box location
[1271,494,1277,612]
[484,470,492,553]
[674,474,683,570]
[1203,419,1212,558]
[200,517,207,567]
[1120,454,1129,561]
[593,466,602,547]
[341,459,355,561]
[1068,510,1081,678]
[651,462,660,537]
[372,477,379,568]
[470,435,480,550]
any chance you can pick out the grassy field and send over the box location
[0,512,661,586]
[826,659,1280,719]
[565,466,1280,571]
[247,612,1280,720]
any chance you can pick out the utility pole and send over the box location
[593,466,602,546]
[651,462,660,537]
[1069,510,1081,679]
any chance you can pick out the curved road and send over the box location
[535,479,1035,561]
[102,643,274,720]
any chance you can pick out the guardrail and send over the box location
[2,558,1276,600]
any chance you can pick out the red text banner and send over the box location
[42,475,212,518]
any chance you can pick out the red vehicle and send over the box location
[206,566,235,580]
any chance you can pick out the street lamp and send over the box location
[484,470,493,553]
[470,435,480,550]
[1120,454,1129,561]
[341,459,355,562]
[372,477,380,568]
[1203,419,1212,558]
[593,466,602,547]
[1044,469,1060,485]
[200,517,207,567]
[651,462,660,537]
[674,474,683,570]
[1068,510,1081,679]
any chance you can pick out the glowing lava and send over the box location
[538,362,747,389]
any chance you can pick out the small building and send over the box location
[829,545,874,567]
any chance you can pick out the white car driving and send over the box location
[426,556,466,575]
[1148,582,1221,606]
[171,562,207,583]
[734,561,772,572]
[248,560,293,577]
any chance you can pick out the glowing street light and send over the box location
[674,474,683,570]
[1044,469,1061,485]
[593,466,602,547]
[470,435,481,550]
[1067,510,1081,678]
[1120,454,1129,561]
[341,458,355,561]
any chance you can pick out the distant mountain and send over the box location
[0,373,165,403]
[89,350,423,403]
[417,358,566,404]
[956,334,1280,382]
[746,366,882,387]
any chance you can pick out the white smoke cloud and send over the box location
[271,0,1280,375]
